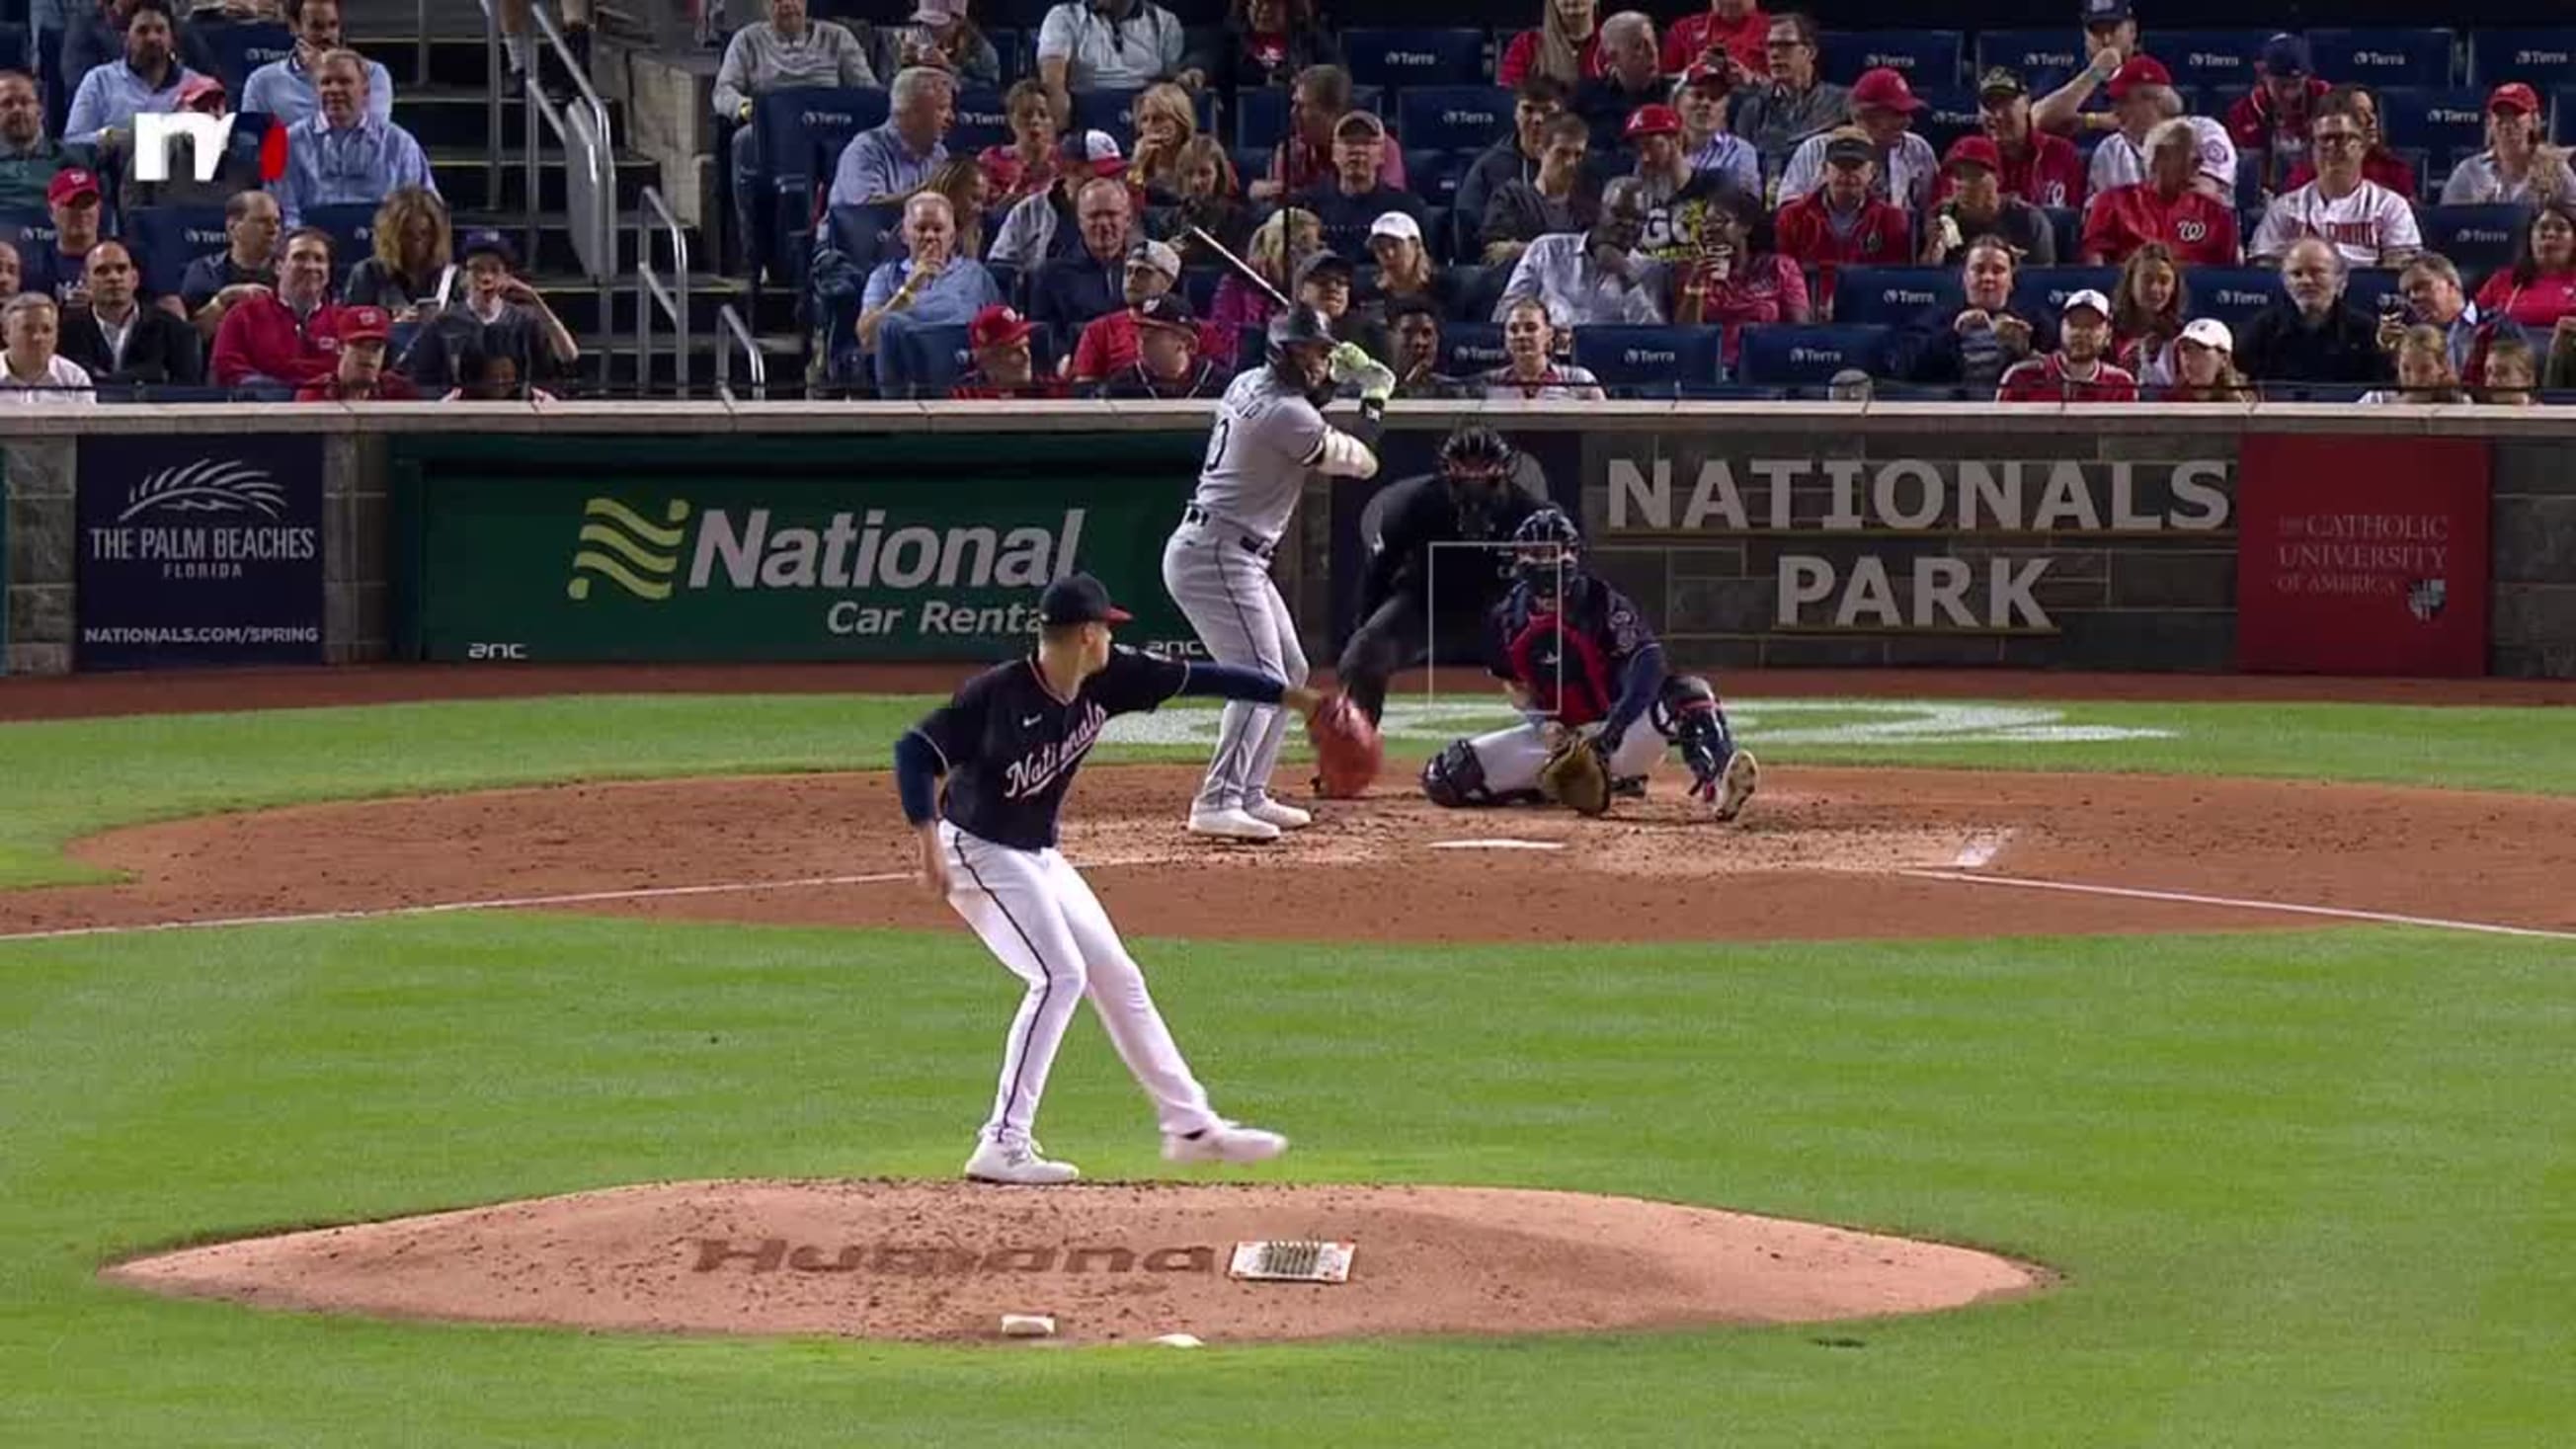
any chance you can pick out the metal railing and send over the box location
[480,0,617,386]
[637,185,691,397]
[713,304,766,402]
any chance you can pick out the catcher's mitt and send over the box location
[1307,693,1383,798]
[1538,732,1613,816]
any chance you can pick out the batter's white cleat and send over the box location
[1187,807,1282,843]
[1712,750,1761,823]
[1163,1121,1290,1165]
[964,1137,1081,1185]
[1245,798,1313,831]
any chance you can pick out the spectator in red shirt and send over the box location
[2226,33,2331,198]
[1255,64,1406,202]
[1772,130,1909,311]
[2472,201,2576,369]
[949,304,1068,397]
[979,79,1062,204]
[1941,66,2085,210]
[1671,186,1806,365]
[1998,288,2139,401]
[1098,293,1225,397]
[2082,119,2241,266]
[1070,238,1199,383]
[295,305,419,400]
[1499,0,1604,91]
[2109,240,2186,383]
[211,226,343,389]
[1663,0,1766,78]
[2281,84,2416,200]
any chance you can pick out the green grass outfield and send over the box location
[2,693,2572,1446]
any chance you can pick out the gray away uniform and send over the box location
[1162,367,1378,813]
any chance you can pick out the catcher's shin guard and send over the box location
[1420,738,1494,808]
[1654,674,1736,790]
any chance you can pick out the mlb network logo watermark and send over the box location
[133,113,290,184]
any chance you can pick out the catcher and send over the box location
[1419,508,1760,820]
[1334,426,1550,729]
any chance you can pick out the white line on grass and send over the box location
[1897,869,2576,941]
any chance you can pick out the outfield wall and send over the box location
[3,403,2572,679]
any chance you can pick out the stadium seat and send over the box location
[2345,268,2403,319]
[1232,145,1272,188]
[2040,206,2080,262]
[1570,325,1724,393]
[2468,29,2576,91]
[1406,147,1467,206]
[1829,266,1953,325]
[950,86,1010,151]
[752,87,890,279]
[1180,266,1222,312]
[1734,324,1894,384]
[987,28,1021,85]
[1395,84,1511,153]
[2156,30,2269,93]
[125,205,228,300]
[2420,203,2526,273]
[2555,88,2576,144]
[300,203,374,286]
[4,206,54,260]
[879,319,965,396]
[1341,28,1487,89]
[1440,321,1505,376]
[203,21,291,93]
[1975,29,2082,94]
[1819,30,1965,89]
[1445,262,1506,320]
[1236,87,1287,150]
[2303,28,2455,89]
[2376,88,2490,157]
[2189,266,2285,330]
[2008,266,2120,322]
[1912,86,1979,156]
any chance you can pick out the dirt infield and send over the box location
[8,764,2573,942]
[103,1180,2045,1345]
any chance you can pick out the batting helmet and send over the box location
[1266,304,1338,404]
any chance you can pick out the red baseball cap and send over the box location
[1849,67,1926,114]
[1943,134,2004,173]
[969,303,1034,349]
[2107,54,2173,100]
[1679,60,1732,91]
[47,167,100,206]
[177,73,226,111]
[337,305,392,344]
[2488,83,2542,116]
[1623,104,1682,142]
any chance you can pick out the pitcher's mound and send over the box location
[104,1180,2044,1344]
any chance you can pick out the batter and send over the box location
[1162,304,1392,842]
[893,574,1313,1185]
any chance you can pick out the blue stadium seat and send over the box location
[755,87,889,200]
[203,21,291,93]
[1231,145,1272,189]
[2345,268,2403,319]
[987,260,1021,309]
[1571,325,1724,393]
[1180,266,1222,312]
[1441,321,1504,376]
[825,202,904,278]
[2007,266,2119,323]
[1236,87,1287,150]
[2420,203,2526,273]
[2468,29,2576,91]
[1819,30,1965,89]
[2376,88,2491,159]
[1395,84,1511,153]
[1975,30,2082,94]
[1734,324,1894,384]
[1341,28,1487,89]
[1912,86,1979,155]
[2556,88,2576,144]
[4,206,54,259]
[1829,266,1953,325]
[1406,148,1467,206]
[950,87,1010,151]
[300,203,374,286]
[125,205,228,300]
[987,28,1021,84]
[2041,206,2080,262]
[2303,28,2455,89]
[2156,30,2269,93]
[880,319,966,396]
[2189,266,2284,330]
[1445,263,1506,320]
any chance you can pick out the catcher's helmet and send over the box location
[1511,506,1582,589]
[1437,426,1515,477]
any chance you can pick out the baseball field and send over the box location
[3,666,2572,1446]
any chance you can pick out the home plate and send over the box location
[1429,839,1567,851]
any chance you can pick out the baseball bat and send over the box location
[1186,224,1292,312]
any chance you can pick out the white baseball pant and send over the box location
[1162,512,1308,814]
[1465,720,1669,797]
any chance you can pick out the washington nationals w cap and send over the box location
[1039,574,1131,626]
[2061,288,2113,319]
[2179,317,2234,353]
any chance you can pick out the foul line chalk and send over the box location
[1898,869,2576,942]
[1427,839,1568,851]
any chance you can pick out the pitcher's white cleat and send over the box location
[1245,798,1313,831]
[1713,750,1761,823]
[1187,807,1282,842]
[964,1137,1081,1185]
[1163,1121,1290,1165]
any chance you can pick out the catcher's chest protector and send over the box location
[1505,608,1617,728]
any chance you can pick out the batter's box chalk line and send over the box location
[1101,700,2173,750]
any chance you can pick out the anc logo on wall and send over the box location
[569,496,693,602]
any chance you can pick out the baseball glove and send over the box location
[1538,732,1613,816]
[1307,692,1383,798]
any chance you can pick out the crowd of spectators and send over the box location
[732,0,2576,402]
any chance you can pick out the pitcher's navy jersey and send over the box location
[1486,576,1656,729]
[913,646,1190,849]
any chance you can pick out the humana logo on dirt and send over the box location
[692,1239,1217,1275]
[568,496,1085,636]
